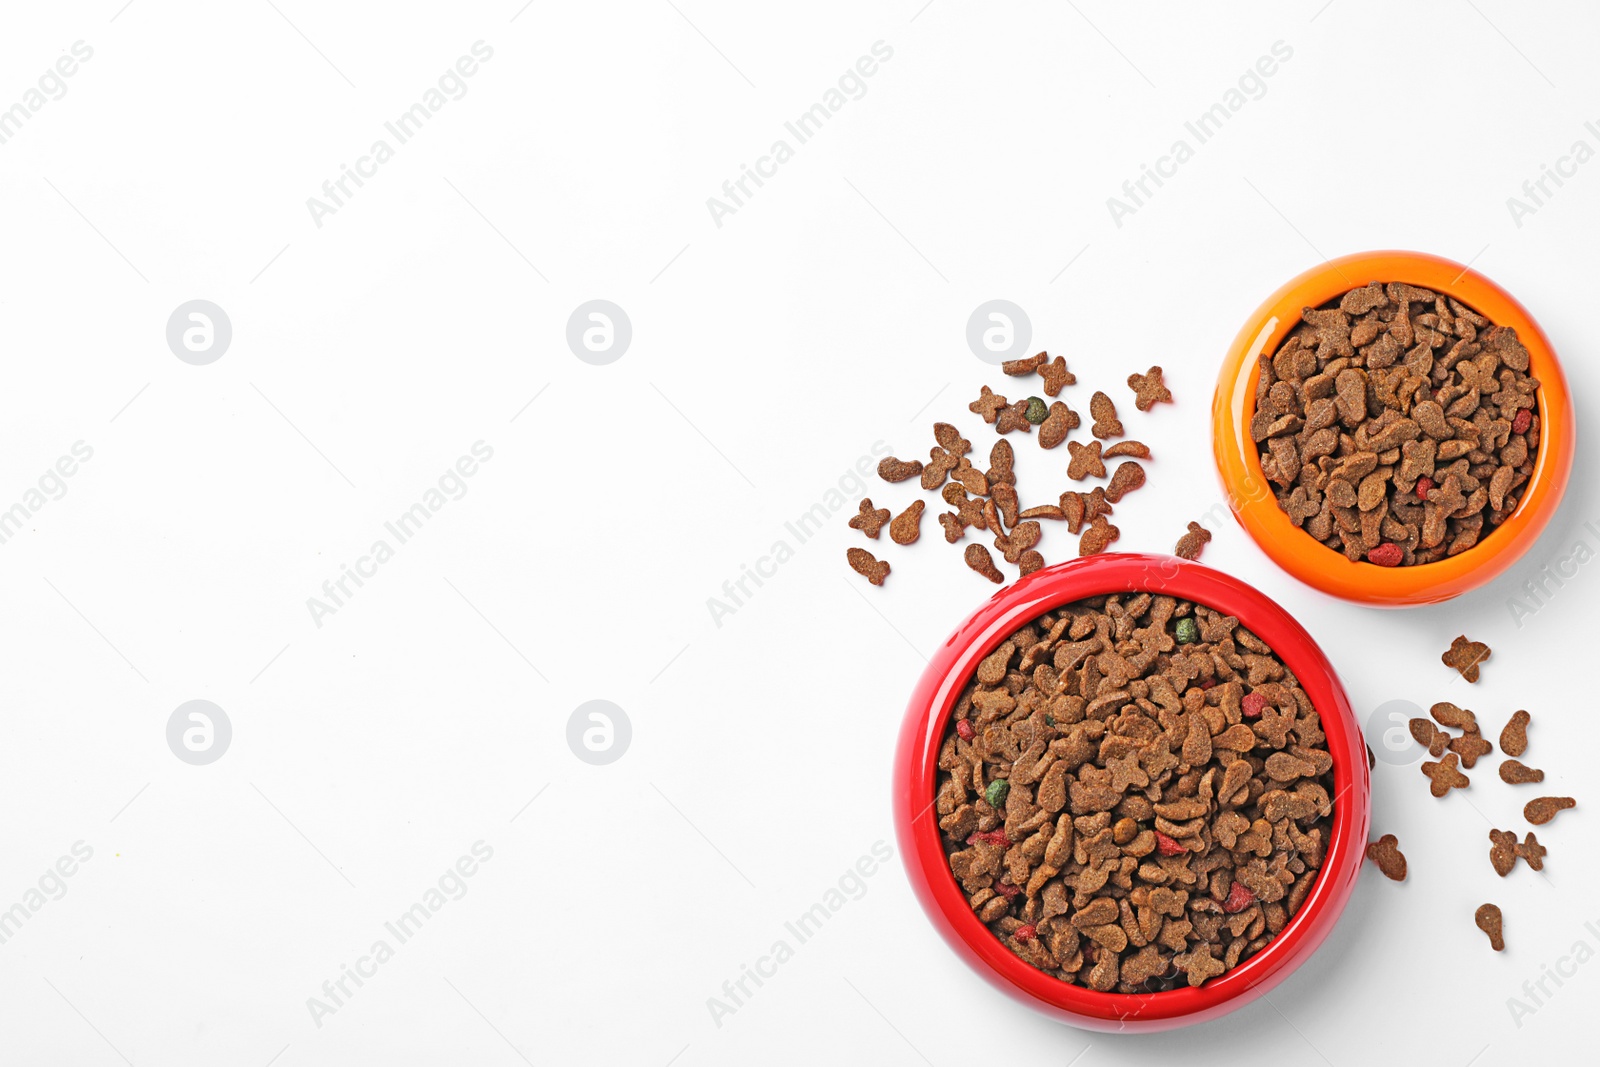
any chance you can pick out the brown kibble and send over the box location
[1127,366,1172,411]
[1104,461,1146,503]
[970,385,1008,424]
[877,456,923,483]
[1499,710,1530,757]
[1038,401,1079,449]
[987,439,1016,487]
[1430,701,1478,733]
[1499,759,1544,785]
[1039,356,1075,396]
[934,422,971,458]
[1103,440,1150,459]
[1524,796,1575,825]
[1090,391,1123,439]
[1365,834,1406,881]
[1002,352,1047,376]
[1079,516,1120,556]
[1488,829,1518,876]
[846,547,889,586]
[1421,752,1469,797]
[1475,903,1504,951]
[1408,719,1449,758]
[1442,635,1491,683]
[889,500,925,545]
[1067,440,1105,481]
[996,400,1033,435]
[1019,505,1066,521]
[1450,732,1493,769]
[921,447,959,490]
[1174,521,1211,561]
[1017,550,1045,577]
[965,543,1003,583]
[849,498,891,539]
[1518,833,1546,871]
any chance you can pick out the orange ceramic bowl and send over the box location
[1213,251,1575,606]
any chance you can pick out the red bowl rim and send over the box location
[891,553,1370,1031]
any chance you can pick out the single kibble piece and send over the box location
[846,547,889,586]
[849,498,891,538]
[877,456,924,483]
[1067,440,1105,481]
[1104,461,1146,503]
[1524,796,1575,825]
[1002,352,1047,377]
[1443,635,1491,683]
[996,400,1033,434]
[890,500,925,545]
[965,543,1003,583]
[1450,732,1493,769]
[1089,391,1123,438]
[1023,396,1049,425]
[1174,521,1211,561]
[1078,515,1119,556]
[1366,834,1407,881]
[934,422,971,457]
[1174,618,1200,645]
[1039,356,1075,396]
[1103,440,1150,459]
[1127,366,1172,411]
[1038,401,1078,449]
[1409,718,1448,758]
[1499,759,1544,785]
[1475,903,1505,951]
[1430,701,1478,733]
[1499,710,1530,757]
[970,385,1008,424]
[1421,752,1469,797]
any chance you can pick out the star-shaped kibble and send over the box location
[1067,440,1105,481]
[1421,752,1470,797]
[1127,366,1173,411]
[1442,635,1491,683]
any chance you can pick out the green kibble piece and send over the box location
[1024,397,1048,424]
[1175,618,1200,644]
[985,779,1010,808]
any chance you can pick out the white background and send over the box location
[0,1,1595,1064]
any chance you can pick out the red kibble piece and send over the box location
[1415,476,1435,500]
[1513,408,1533,434]
[1199,678,1218,691]
[1367,542,1404,567]
[993,880,1021,899]
[1155,831,1186,856]
[1242,692,1269,718]
[1014,924,1037,941]
[1223,880,1256,914]
[956,719,975,741]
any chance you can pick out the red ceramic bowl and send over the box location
[892,553,1369,1031]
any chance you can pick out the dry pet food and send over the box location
[1067,440,1106,481]
[1089,391,1124,439]
[1499,759,1544,785]
[1408,718,1449,758]
[1475,903,1505,951]
[935,593,1336,991]
[1078,516,1119,556]
[878,456,924,483]
[1421,752,1469,797]
[1127,367,1173,412]
[1499,710,1530,756]
[966,543,1003,584]
[1003,352,1048,377]
[988,439,1016,487]
[1040,356,1076,396]
[1489,829,1545,876]
[1366,834,1407,881]
[1024,397,1049,425]
[1252,282,1541,565]
[850,499,890,539]
[1104,441,1151,459]
[847,547,889,586]
[1174,522,1212,561]
[1038,402,1079,450]
[890,500,926,545]
[971,385,1009,424]
[1442,635,1491,682]
[1105,461,1146,504]
[996,400,1034,435]
[1524,796,1575,825]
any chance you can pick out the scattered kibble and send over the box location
[846,547,889,586]
[1126,366,1173,411]
[1366,835,1407,881]
[1524,796,1575,826]
[1499,710,1530,757]
[1499,759,1544,785]
[1475,903,1505,951]
[1174,521,1211,561]
[1023,396,1048,425]
[1442,635,1491,683]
